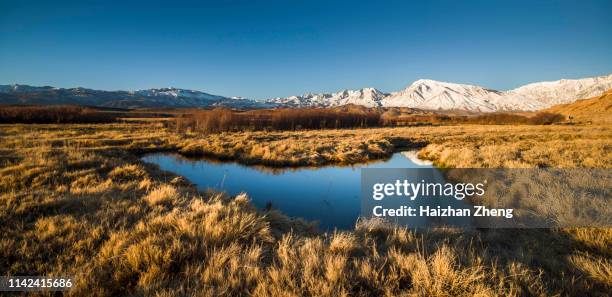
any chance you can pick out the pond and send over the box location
[142,151,436,230]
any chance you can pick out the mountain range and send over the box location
[1,74,611,111]
[268,74,612,111]
[0,85,268,109]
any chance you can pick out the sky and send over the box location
[1,0,611,99]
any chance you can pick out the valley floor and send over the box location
[0,123,610,296]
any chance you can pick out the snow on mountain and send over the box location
[2,74,611,111]
[268,87,387,108]
[492,74,612,110]
[268,80,500,111]
[381,79,500,112]
[268,74,612,111]
[134,87,227,101]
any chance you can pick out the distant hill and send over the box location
[0,85,271,109]
[544,89,612,123]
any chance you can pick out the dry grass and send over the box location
[175,124,611,168]
[0,122,610,296]
[544,89,612,124]
[177,130,398,166]
[416,125,611,168]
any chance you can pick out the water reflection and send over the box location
[142,151,434,230]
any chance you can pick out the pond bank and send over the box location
[170,133,430,168]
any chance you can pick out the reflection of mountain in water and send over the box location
[401,151,433,166]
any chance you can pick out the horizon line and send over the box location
[3,72,611,100]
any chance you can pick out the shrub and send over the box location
[176,107,382,133]
[529,112,566,125]
[174,108,566,133]
[0,105,117,123]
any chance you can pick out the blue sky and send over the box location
[1,0,611,99]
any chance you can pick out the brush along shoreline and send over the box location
[175,132,426,167]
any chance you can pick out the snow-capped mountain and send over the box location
[0,85,270,109]
[268,74,612,111]
[132,88,226,101]
[492,74,612,110]
[3,74,611,111]
[381,79,501,111]
[269,87,387,108]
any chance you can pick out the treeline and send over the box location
[174,107,566,133]
[175,108,381,133]
[0,105,117,123]
[463,112,565,125]
[382,112,565,126]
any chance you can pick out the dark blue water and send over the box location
[142,152,434,230]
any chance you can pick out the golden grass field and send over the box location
[544,90,612,125]
[0,122,611,296]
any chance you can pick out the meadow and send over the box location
[0,122,610,296]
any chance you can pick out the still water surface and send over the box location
[142,152,434,230]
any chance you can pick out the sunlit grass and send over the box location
[0,122,610,296]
